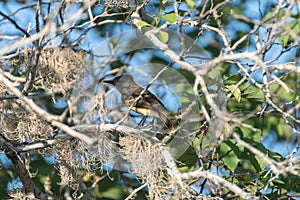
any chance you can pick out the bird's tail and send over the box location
[158,110,175,130]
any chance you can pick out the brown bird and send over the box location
[104,74,174,130]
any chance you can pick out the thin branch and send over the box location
[125,182,148,200]
[15,134,71,153]
[181,169,257,199]
[232,132,299,176]
[0,135,46,198]
[0,11,30,37]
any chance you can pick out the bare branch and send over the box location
[181,169,258,199]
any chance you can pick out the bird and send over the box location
[104,74,174,130]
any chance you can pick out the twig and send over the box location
[0,11,30,37]
[124,182,148,200]
[0,135,46,198]
[181,168,258,199]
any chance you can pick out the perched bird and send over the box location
[104,74,174,130]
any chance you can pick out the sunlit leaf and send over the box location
[154,13,177,23]
[263,10,286,23]
[226,85,242,102]
[159,30,169,43]
[162,13,177,23]
[185,0,195,9]
[136,21,152,27]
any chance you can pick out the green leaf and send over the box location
[226,85,242,102]
[278,19,300,46]
[224,74,265,102]
[185,0,195,9]
[101,186,125,199]
[224,74,243,85]
[153,13,177,24]
[178,166,191,173]
[208,68,221,80]
[159,31,169,43]
[263,10,286,23]
[162,13,177,23]
[178,94,190,104]
[239,124,262,142]
[135,21,152,27]
[279,34,291,46]
[192,137,200,152]
[241,84,265,102]
[219,140,240,172]
[177,147,198,170]
[236,173,252,183]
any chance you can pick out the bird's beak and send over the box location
[103,75,123,85]
[103,79,114,84]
